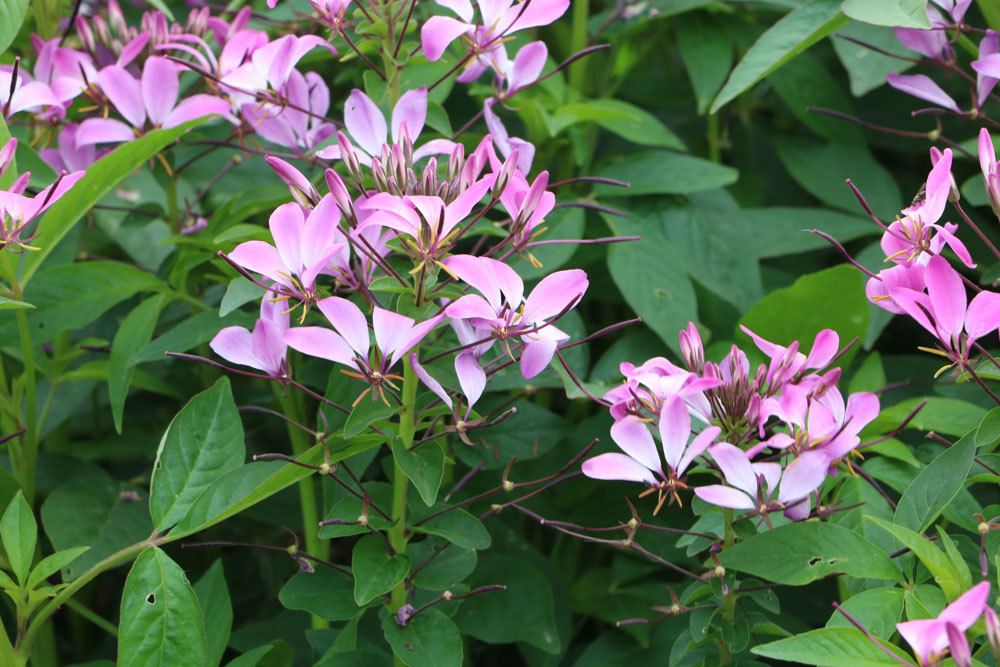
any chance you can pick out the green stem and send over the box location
[719,508,735,664]
[275,386,328,631]
[388,356,418,614]
[707,112,721,163]
[568,0,590,92]
[65,599,118,637]
[2,255,37,505]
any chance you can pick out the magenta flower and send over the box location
[227,198,345,306]
[583,395,722,513]
[220,34,334,105]
[442,254,588,378]
[978,128,1000,214]
[0,65,61,119]
[210,296,290,378]
[896,582,990,666]
[866,263,926,314]
[284,296,443,404]
[497,167,554,250]
[890,255,1000,365]
[886,72,959,111]
[78,56,231,146]
[740,325,839,388]
[973,30,1000,107]
[484,98,535,174]
[39,124,102,173]
[243,70,335,154]
[421,0,568,83]
[410,315,493,424]
[694,443,829,521]
[315,88,456,163]
[606,356,721,424]
[894,6,952,60]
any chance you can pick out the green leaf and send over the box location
[718,521,903,585]
[150,377,245,533]
[864,516,965,600]
[381,608,462,667]
[711,0,848,112]
[0,0,29,53]
[0,117,14,190]
[832,23,916,96]
[352,535,410,606]
[676,12,733,114]
[975,407,1000,449]
[738,265,869,370]
[133,309,255,364]
[893,431,977,532]
[752,627,908,666]
[842,0,931,29]
[454,554,561,654]
[595,151,738,197]
[391,440,445,507]
[219,277,264,317]
[41,478,152,581]
[549,99,685,150]
[866,397,986,438]
[0,262,163,344]
[411,507,491,550]
[825,587,904,638]
[194,560,232,667]
[109,295,165,433]
[0,296,33,310]
[20,119,207,287]
[1,491,36,585]
[767,52,865,146]
[279,568,361,621]
[27,547,89,589]
[775,138,901,218]
[345,399,398,438]
[118,547,208,667]
[743,207,877,258]
[169,436,383,538]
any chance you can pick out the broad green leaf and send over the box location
[223,645,274,667]
[752,627,908,666]
[718,521,902,585]
[1,491,36,585]
[41,478,152,581]
[27,546,89,589]
[194,560,232,667]
[549,99,685,150]
[595,151,738,197]
[767,52,865,146]
[738,265,869,370]
[20,119,207,287]
[345,399,398,438]
[833,23,916,96]
[849,352,887,394]
[169,435,383,538]
[391,440,445,507]
[411,506,491,550]
[825,587,904,638]
[0,296,33,310]
[842,0,931,29]
[0,117,14,190]
[606,217,696,357]
[150,377,245,533]
[775,138,901,218]
[866,397,986,438]
[0,262,163,344]
[0,0,29,53]
[711,0,848,112]
[893,431,977,532]
[279,568,362,621]
[133,309,255,364]
[381,608,462,667]
[219,277,264,317]
[454,554,561,654]
[744,208,877,258]
[935,528,973,594]
[119,547,208,667]
[975,407,1000,449]
[865,516,965,600]
[352,535,410,606]
[408,540,477,591]
[676,12,733,114]
[109,295,165,433]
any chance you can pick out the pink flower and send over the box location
[890,255,1000,364]
[894,6,952,61]
[77,56,232,146]
[978,128,1000,215]
[421,0,568,84]
[315,88,456,163]
[740,325,840,388]
[39,124,102,173]
[442,254,588,378]
[220,34,334,105]
[694,443,830,521]
[583,395,722,513]
[227,197,345,305]
[886,72,959,111]
[284,296,443,404]
[496,166,553,248]
[210,296,290,378]
[866,263,926,314]
[243,70,336,154]
[484,98,535,174]
[896,582,990,666]
[973,30,1000,107]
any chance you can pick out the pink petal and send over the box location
[677,426,720,475]
[610,417,660,473]
[96,65,145,127]
[939,581,991,630]
[925,255,967,343]
[344,88,387,157]
[707,443,758,496]
[284,326,358,368]
[693,485,754,510]
[658,395,690,472]
[141,56,179,126]
[890,286,938,336]
[455,351,486,411]
[391,314,444,367]
[433,0,474,22]
[443,255,504,311]
[965,289,1000,342]
[229,240,288,286]
[776,450,829,505]
[410,352,453,409]
[210,326,261,370]
[897,619,945,664]
[886,73,960,111]
[446,293,501,321]
[268,202,305,279]
[162,94,232,128]
[391,87,427,144]
[251,317,287,376]
[519,336,556,378]
[804,329,839,369]
[372,307,415,362]
[507,41,547,90]
[444,175,494,227]
[582,453,657,485]
[316,296,370,358]
[421,16,474,61]
[522,269,588,323]
[502,0,569,33]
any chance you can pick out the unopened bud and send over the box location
[337,132,363,183]
[946,622,972,667]
[266,156,320,207]
[447,143,464,182]
[493,150,519,196]
[985,608,1000,655]
[0,138,16,181]
[76,17,95,53]
[714,565,726,578]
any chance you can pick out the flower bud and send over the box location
[108,0,127,35]
[493,149,519,197]
[324,168,356,224]
[336,132,362,184]
[447,143,464,183]
[0,138,16,181]
[76,17,95,54]
[265,155,320,207]
[946,622,972,667]
[678,321,704,371]
[985,607,1000,656]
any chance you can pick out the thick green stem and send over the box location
[568,0,590,91]
[707,112,721,164]
[388,356,418,614]
[2,255,37,505]
[275,387,328,630]
[719,508,735,664]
